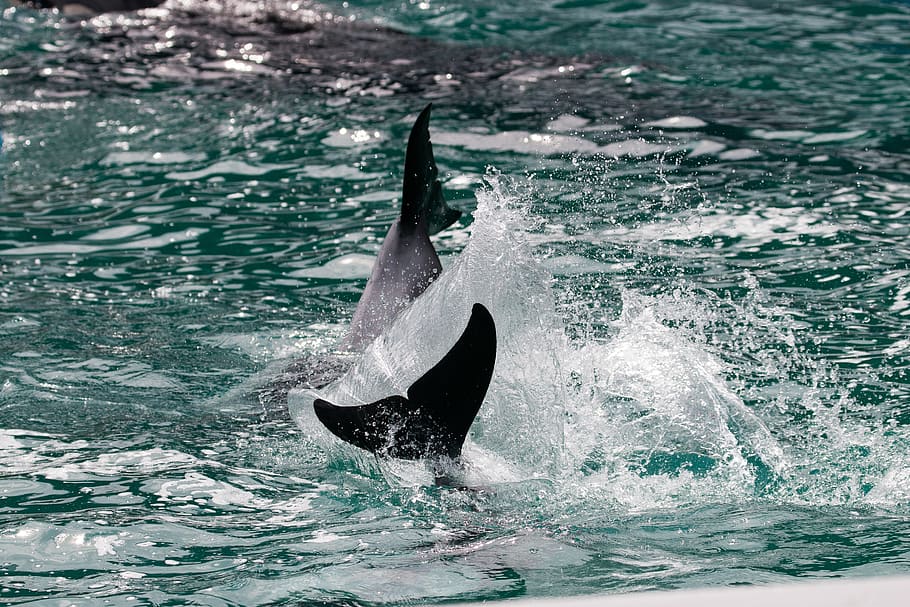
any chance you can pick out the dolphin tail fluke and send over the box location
[400,104,462,235]
[314,303,497,460]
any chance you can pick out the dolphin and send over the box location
[285,105,497,462]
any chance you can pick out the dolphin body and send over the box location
[296,105,497,462]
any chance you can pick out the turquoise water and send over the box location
[2,0,910,604]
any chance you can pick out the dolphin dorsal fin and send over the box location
[400,104,462,234]
[313,304,497,460]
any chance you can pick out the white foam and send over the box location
[321,127,384,149]
[542,254,616,276]
[301,164,382,180]
[865,462,910,506]
[804,130,866,144]
[435,130,600,155]
[689,140,727,157]
[43,448,200,482]
[596,206,838,245]
[0,228,206,256]
[749,128,866,144]
[436,130,678,159]
[719,148,761,160]
[82,225,150,241]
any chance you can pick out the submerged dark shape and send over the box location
[315,303,496,460]
[19,0,163,14]
[7,1,652,128]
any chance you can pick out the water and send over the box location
[2,0,910,604]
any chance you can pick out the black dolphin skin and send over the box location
[314,303,496,460]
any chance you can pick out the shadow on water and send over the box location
[3,0,807,138]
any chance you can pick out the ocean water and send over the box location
[2,0,910,604]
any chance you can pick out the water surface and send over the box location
[2,0,910,604]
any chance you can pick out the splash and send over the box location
[289,175,795,510]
